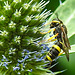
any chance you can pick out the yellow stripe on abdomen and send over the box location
[53,45,61,52]
[46,55,52,61]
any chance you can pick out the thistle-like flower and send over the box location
[0,0,52,75]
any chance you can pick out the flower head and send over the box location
[14,36,21,44]
[20,25,28,32]
[9,21,16,28]
[0,55,12,69]
[0,30,8,36]
[0,15,5,21]
[14,8,22,17]
[0,0,52,75]
[13,0,21,3]
[0,41,3,46]
[4,1,11,10]
[23,0,33,9]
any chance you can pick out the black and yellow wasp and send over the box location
[40,16,71,62]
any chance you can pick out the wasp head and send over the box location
[50,18,63,28]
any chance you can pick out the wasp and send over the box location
[40,16,71,62]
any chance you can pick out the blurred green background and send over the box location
[45,0,65,12]
[56,53,75,75]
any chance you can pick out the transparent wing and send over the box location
[61,26,71,61]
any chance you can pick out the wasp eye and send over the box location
[52,22,56,25]
[50,22,56,28]
[50,23,54,28]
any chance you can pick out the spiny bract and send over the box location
[0,0,51,75]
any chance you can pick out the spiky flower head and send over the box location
[0,0,52,75]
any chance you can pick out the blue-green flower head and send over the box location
[0,0,51,75]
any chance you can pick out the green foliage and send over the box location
[45,0,65,12]
[0,0,75,75]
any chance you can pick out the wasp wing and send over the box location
[61,25,71,61]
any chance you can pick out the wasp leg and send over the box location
[40,28,55,34]
[38,39,57,44]
[57,41,65,56]
[38,33,58,44]
[47,33,59,41]
[44,56,52,70]
[59,41,67,49]
[43,21,52,26]
[58,51,64,56]
[47,39,57,43]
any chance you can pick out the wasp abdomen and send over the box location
[46,42,62,61]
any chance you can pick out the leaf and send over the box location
[69,45,75,53]
[28,72,33,75]
[53,69,66,75]
[39,70,66,75]
[69,34,75,45]
[32,65,66,75]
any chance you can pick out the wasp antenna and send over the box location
[55,13,62,22]
[55,13,59,19]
